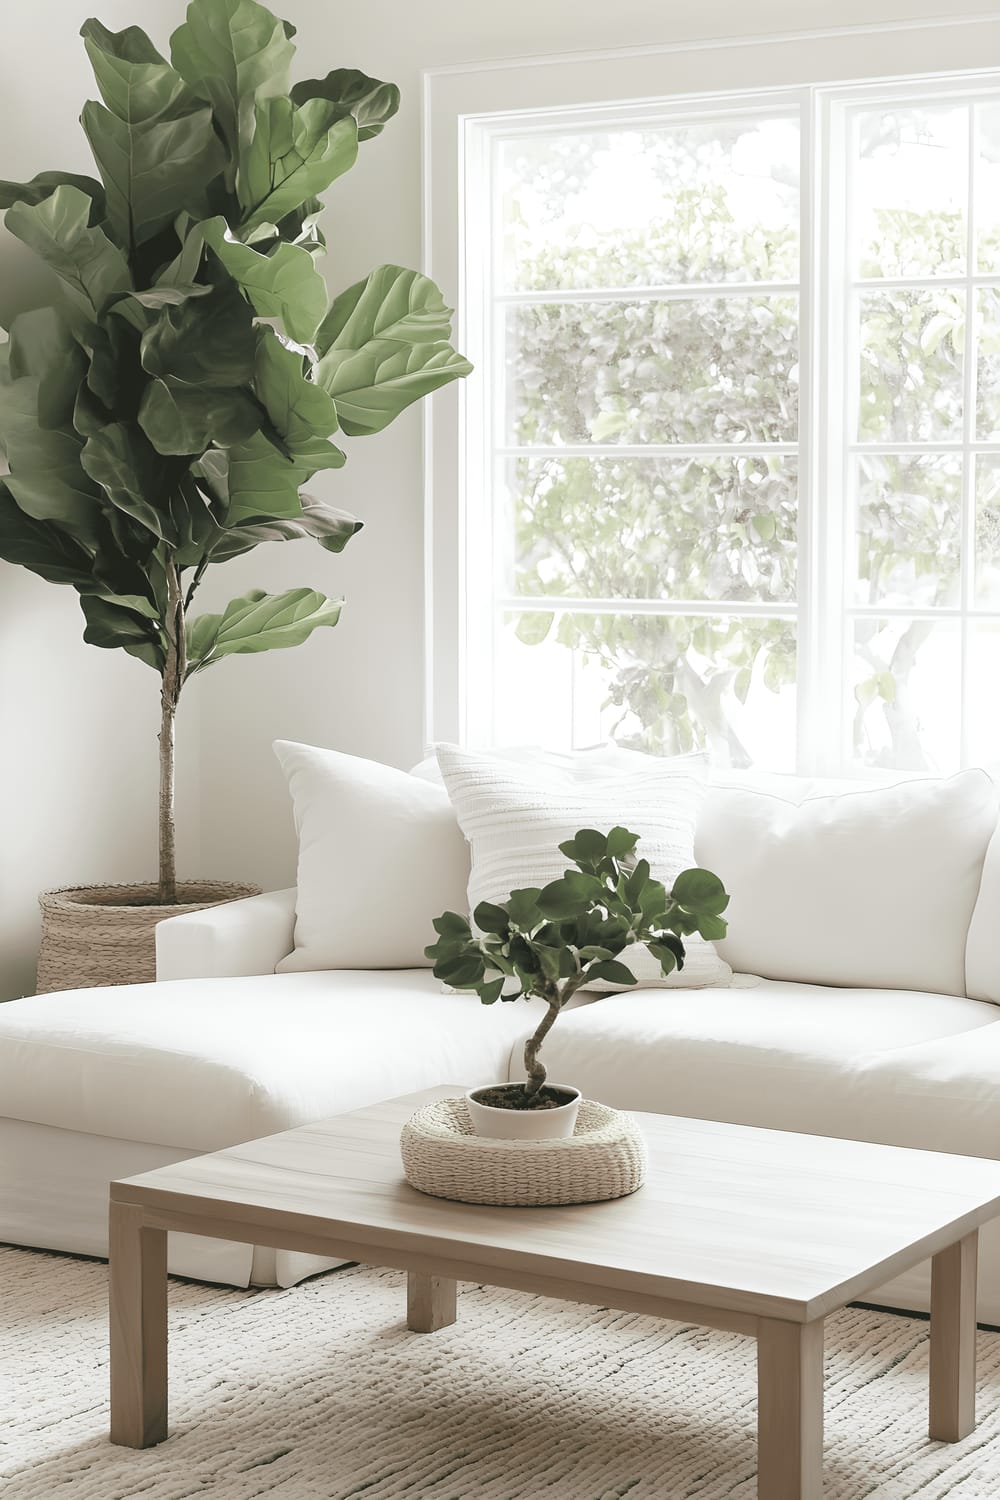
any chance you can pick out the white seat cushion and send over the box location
[534,978,1000,1153]
[0,971,556,1152]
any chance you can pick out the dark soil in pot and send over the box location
[471,1084,578,1112]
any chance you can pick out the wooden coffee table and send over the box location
[108,1086,1000,1498]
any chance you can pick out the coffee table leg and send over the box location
[109,1199,168,1448]
[407,1272,457,1333]
[929,1230,978,1441]
[757,1316,824,1500]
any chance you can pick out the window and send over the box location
[426,29,1000,775]
[844,96,1000,772]
[484,106,801,770]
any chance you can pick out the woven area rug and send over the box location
[3,1245,1000,1498]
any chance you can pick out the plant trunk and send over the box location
[158,689,177,904]
[158,558,186,905]
[523,1001,561,1098]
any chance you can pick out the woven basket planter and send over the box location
[401,1096,647,1207]
[36,880,261,994]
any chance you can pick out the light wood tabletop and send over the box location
[108,1086,1000,1499]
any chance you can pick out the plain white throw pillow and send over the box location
[435,742,732,990]
[274,741,471,971]
[694,769,998,996]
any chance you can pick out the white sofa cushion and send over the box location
[157,887,298,980]
[966,816,1000,1006]
[533,979,1000,1146]
[272,740,638,975]
[0,972,558,1152]
[694,769,998,996]
[274,740,470,971]
[436,742,732,989]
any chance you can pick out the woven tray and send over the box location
[400,1097,647,1207]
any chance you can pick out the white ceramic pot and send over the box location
[466,1083,582,1140]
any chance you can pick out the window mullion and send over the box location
[961,102,979,766]
[807,91,851,777]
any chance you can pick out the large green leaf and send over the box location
[316,266,455,353]
[84,315,142,418]
[238,97,357,232]
[80,422,180,540]
[155,214,208,284]
[1,325,106,549]
[170,0,296,163]
[169,475,225,565]
[289,68,399,141]
[0,355,39,452]
[214,431,307,524]
[81,103,224,252]
[209,491,360,561]
[89,539,165,619]
[313,264,472,435]
[5,185,130,330]
[138,376,261,454]
[6,308,86,429]
[0,398,106,545]
[108,220,213,332]
[315,338,472,437]
[80,17,225,251]
[200,216,327,343]
[74,383,111,438]
[140,277,256,386]
[0,170,106,219]
[79,593,165,670]
[186,586,341,671]
[202,373,344,526]
[254,327,338,451]
[110,281,213,334]
[0,482,96,588]
[82,20,192,122]
[274,195,325,254]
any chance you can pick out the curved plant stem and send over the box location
[523,1000,560,1097]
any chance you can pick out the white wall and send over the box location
[2,2,996,996]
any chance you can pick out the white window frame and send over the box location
[423,15,1000,771]
[825,75,1000,771]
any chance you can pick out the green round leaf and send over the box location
[648,937,684,976]
[473,900,509,936]
[671,867,730,916]
[434,954,486,988]
[606,826,639,859]
[585,958,638,986]
[431,911,471,939]
[569,828,608,863]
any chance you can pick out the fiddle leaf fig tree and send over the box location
[426,828,730,1102]
[0,0,471,902]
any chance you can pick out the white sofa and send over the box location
[4,766,1000,1321]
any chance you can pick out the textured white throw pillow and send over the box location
[435,743,732,990]
[274,741,470,971]
[694,768,998,996]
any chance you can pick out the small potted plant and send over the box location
[426,827,730,1139]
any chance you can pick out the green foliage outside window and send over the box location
[506,125,988,770]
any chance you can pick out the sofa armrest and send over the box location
[155,888,297,980]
